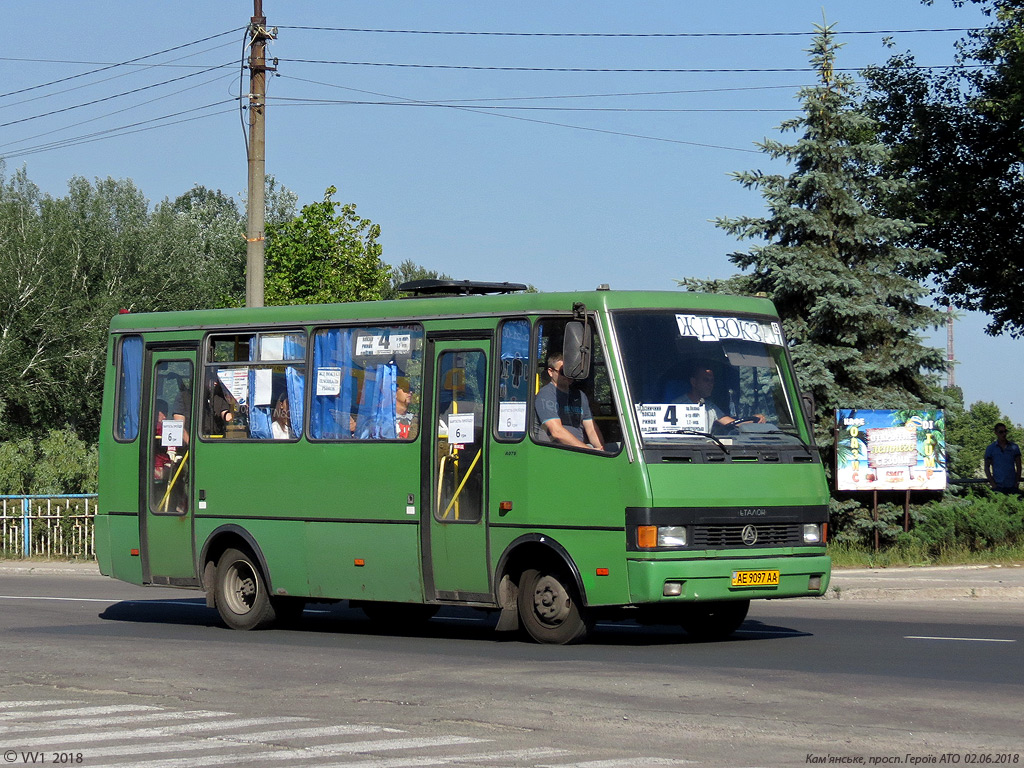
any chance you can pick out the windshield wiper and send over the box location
[759,428,813,454]
[675,429,731,455]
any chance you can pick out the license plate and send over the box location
[731,570,780,587]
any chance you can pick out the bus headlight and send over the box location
[802,524,822,544]
[657,526,687,547]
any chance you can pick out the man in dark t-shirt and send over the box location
[534,354,604,451]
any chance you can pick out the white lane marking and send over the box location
[314,749,568,768]
[225,724,401,742]
[905,635,1016,643]
[9,717,307,747]
[0,595,203,606]
[0,704,161,721]
[0,710,233,735]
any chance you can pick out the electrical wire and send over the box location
[0,28,244,100]
[277,26,979,38]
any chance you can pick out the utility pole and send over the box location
[946,303,956,389]
[245,1,275,307]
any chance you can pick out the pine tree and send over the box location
[683,23,948,444]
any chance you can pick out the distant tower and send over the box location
[946,304,956,388]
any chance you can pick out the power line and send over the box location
[0,28,244,100]
[278,25,979,38]
[267,96,794,113]
[0,62,236,129]
[277,58,981,74]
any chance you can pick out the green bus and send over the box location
[96,281,830,644]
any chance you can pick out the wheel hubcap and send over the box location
[532,575,570,625]
[224,561,257,615]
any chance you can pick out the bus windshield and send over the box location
[612,310,805,447]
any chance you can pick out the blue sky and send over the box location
[3,1,1017,424]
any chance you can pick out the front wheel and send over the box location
[679,600,749,641]
[214,547,276,630]
[517,567,592,645]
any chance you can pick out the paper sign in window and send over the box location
[161,419,184,447]
[447,413,476,444]
[254,369,273,406]
[316,367,342,396]
[499,401,527,432]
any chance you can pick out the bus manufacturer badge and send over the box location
[741,525,758,546]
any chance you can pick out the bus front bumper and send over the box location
[626,553,831,603]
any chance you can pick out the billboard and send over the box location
[835,409,946,492]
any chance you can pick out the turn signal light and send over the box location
[637,526,657,548]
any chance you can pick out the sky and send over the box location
[2,1,1019,424]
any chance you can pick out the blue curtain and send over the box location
[119,335,143,440]
[284,334,305,438]
[311,329,354,439]
[248,341,273,439]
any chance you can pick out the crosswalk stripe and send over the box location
[0,701,76,710]
[0,704,161,721]
[8,717,307,748]
[0,710,235,735]
[538,759,696,767]
[311,749,569,768]
[76,726,401,760]
[80,736,488,768]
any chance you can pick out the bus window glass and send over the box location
[115,335,143,441]
[435,349,486,523]
[151,360,192,514]
[496,319,530,440]
[532,318,622,452]
[201,331,306,440]
[309,325,424,441]
[612,311,803,446]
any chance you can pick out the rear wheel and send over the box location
[517,567,591,645]
[679,600,749,641]
[214,547,276,630]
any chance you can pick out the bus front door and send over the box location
[140,347,199,585]
[424,341,492,601]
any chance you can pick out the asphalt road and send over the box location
[0,563,1022,768]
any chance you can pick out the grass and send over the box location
[829,540,1024,568]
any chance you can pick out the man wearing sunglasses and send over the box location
[984,422,1021,494]
[535,353,605,452]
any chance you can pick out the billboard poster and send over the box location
[835,409,946,492]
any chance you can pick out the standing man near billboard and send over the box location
[984,423,1021,493]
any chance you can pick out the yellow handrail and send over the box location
[158,450,190,514]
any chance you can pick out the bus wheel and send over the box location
[517,567,591,645]
[679,600,749,641]
[215,548,276,630]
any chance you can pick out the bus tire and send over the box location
[679,599,749,641]
[215,547,276,630]
[517,567,591,645]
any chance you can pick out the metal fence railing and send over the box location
[0,495,98,560]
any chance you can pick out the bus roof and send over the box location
[108,288,779,333]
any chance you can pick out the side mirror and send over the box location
[800,391,816,427]
[562,321,592,380]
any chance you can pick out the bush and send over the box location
[0,428,97,495]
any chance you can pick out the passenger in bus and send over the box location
[395,377,418,440]
[271,393,293,440]
[680,362,765,431]
[203,377,236,436]
[535,353,605,451]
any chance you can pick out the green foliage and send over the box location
[863,0,1024,336]
[682,24,948,450]
[0,428,97,495]
[264,186,389,305]
[382,259,452,300]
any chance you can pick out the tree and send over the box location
[264,186,389,305]
[682,23,948,444]
[944,396,1020,479]
[863,0,1024,336]
[381,259,452,300]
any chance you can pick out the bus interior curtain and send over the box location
[356,361,397,439]
[120,335,143,440]
[247,341,273,439]
[311,329,353,439]
[284,335,305,438]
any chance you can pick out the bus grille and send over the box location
[691,524,802,548]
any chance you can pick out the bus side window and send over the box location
[115,334,143,441]
[202,331,306,440]
[310,325,424,441]
[532,318,622,452]
[496,319,530,441]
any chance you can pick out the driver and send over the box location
[681,363,765,432]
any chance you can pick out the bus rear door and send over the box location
[423,337,492,601]
[141,346,199,585]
